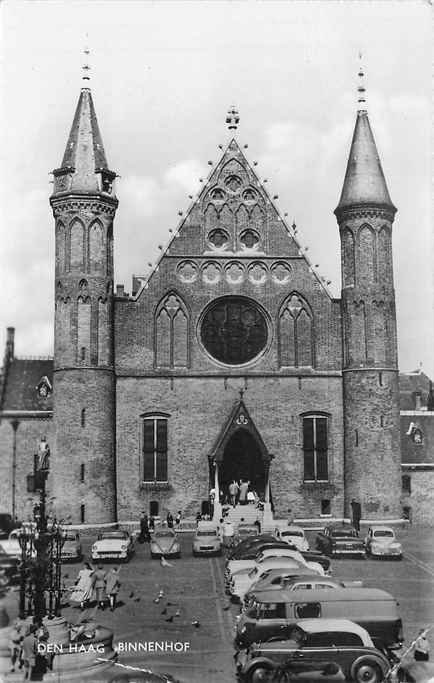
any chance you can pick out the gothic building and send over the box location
[2,80,423,525]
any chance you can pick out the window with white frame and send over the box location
[302,415,328,482]
[142,416,168,482]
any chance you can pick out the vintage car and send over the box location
[235,586,403,650]
[235,619,391,683]
[91,530,134,562]
[230,558,323,603]
[0,544,20,584]
[150,528,181,559]
[315,523,366,558]
[236,523,260,541]
[1,529,36,559]
[60,532,82,562]
[226,547,325,587]
[364,526,403,560]
[192,522,222,556]
[0,513,21,540]
[274,523,310,551]
[244,573,363,605]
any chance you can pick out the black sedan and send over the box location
[315,523,366,558]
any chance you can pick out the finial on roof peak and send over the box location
[357,51,367,111]
[82,47,91,86]
[226,106,240,132]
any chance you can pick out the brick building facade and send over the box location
[2,83,428,525]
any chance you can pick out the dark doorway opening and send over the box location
[220,429,265,500]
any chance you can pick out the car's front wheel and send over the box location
[246,662,275,683]
[353,659,383,683]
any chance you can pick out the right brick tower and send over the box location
[335,94,401,520]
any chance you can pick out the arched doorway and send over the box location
[220,429,266,499]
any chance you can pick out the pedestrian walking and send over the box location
[105,567,121,612]
[69,562,95,610]
[21,624,37,681]
[228,480,239,507]
[414,629,430,661]
[166,511,174,528]
[93,565,107,609]
[149,516,155,532]
[350,499,362,533]
[138,512,150,543]
[175,510,182,526]
[8,619,23,673]
[247,489,255,505]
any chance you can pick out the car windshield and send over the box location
[283,530,303,537]
[100,532,127,540]
[197,531,217,537]
[154,530,175,537]
[373,530,394,538]
[331,529,356,538]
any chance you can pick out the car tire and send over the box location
[353,659,383,683]
[246,662,275,683]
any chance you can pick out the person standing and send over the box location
[350,498,362,533]
[8,619,23,674]
[238,480,249,506]
[105,567,121,612]
[166,512,174,529]
[414,629,430,661]
[21,624,37,681]
[222,518,235,547]
[247,489,255,505]
[69,562,95,610]
[93,565,107,609]
[228,480,239,507]
[139,512,150,543]
[175,510,182,526]
[287,508,295,525]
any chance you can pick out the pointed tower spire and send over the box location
[51,78,116,197]
[335,60,396,220]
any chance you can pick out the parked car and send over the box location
[364,526,403,560]
[0,544,20,584]
[316,523,366,558]
[1,530,36,559]
[236,524,260,541]
[150,528,181,559]
[230,558,323,603]
[91,530,134,562]
[245,573,363,605]
[235,619,391,683]
[274,522,310,551]
[226,547,324,590]
[0,513,20,540]
[192,522,222,556]
[227,535,282,560]
[60,532,82,562]
[235,586,403,650]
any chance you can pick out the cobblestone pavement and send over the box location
[1,524,434,682]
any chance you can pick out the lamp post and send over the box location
[18,438,66,621]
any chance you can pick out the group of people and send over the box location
[68,562,121,611]
[210,479,261,509]
[138,510,183,542]
[9,617,49,679]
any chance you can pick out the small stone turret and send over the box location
[336,103,401,520]
[50,86,118,524]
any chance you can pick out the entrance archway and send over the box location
[220,429,265,499]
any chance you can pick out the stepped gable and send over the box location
[136,138,332,299]
[2,359,53,411]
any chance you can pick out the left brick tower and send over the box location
[50,85,118,523]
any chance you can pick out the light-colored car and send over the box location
[91,530,134,562]
[230,557,321,603]
[2,529,36,559]
[193,522,222,556]
[364,526,402,560]
[274,523,310,551]
[60,532,82,562]
[150,528,181,559]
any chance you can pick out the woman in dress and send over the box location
[69,562,95,610]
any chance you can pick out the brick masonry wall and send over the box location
[0,416,53,521]
[401,471,434,524]
[115,376,344,521]
[52,369,116,524]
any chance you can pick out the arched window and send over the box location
[56,222,66,272]
[372,302,386,364]
[70,219,85,269]
[89,220,104,272]
[302,414,329,482]
[154,293,188,368]
[357,225,375,284]
[142,416,168,482]
[81,408,86,428]
[279,294,314,367]
[378,226,392,283]
[342,228,355,287]
[77,297,91,364]
[401,475,411,495]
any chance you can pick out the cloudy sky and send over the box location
[0,1,432,376]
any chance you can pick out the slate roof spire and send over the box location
[335,60,396,218]
[51,61,117,197]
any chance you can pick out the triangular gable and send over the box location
[133,137,333,300]
[208,398,273,464]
